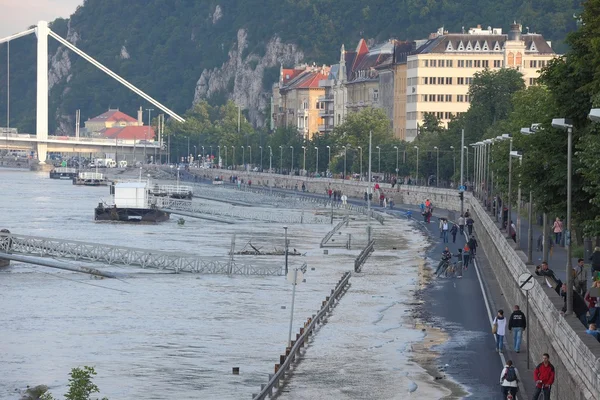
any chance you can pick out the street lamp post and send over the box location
[552,118,574,315]
[201,146,205,165]
[145,108,154,164]
[241,146,245,171]
[302,145,306,176]
[434,146,439,187]
[290,146,294,175]
[210,145,213,161]
[414,146,419,185]
[224,146,228,169]
[358,146,363,179]
[314,146,319,175]
[247,146,252,170]
[193,145,197,166]
[186,136,190,164]
[231,146,235,169]
[279,145,283,173]
[326,145,331,168]
[505,134,513,233]
[510,151,523,249]
[343,145,347,180]
[464,146,469,183]
[217,145,221,168]
[259,146,263,171]
[450,146,456,180]
[376,145,381,173]
[394,146,399,177]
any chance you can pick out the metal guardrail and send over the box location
[320,216,349,248]
[0,232,283,276]
[354,240,375,273]
[251,271,352,399]
[153,197,329,224]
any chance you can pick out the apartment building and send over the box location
[272,64,330,139]
[405,24,557,141]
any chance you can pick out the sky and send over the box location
[0,0,82,37]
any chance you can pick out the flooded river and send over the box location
[0,168,445,399]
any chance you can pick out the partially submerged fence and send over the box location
[320,216,349,248]
[251,271,352,399]
[354,240,375,272]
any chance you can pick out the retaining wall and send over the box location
[190,169,600,400]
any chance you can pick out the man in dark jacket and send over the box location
[590,247,600,279]
[508,305,527,353]
[466,217,475,235]
[533,353,555,399]
[468,236,478,256]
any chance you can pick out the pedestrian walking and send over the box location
[532,353,555,399]
[462,243,471,269]
[466,216,475,236]
[468,236,478,256]
[553,217,563,246]
[585,280,600,325]
[509,220,517,243]
[589,247,600,280]
[442,219,449,243]
[450,223,458,243]
[458,214,465,235]
[492,309,507,352]
[439,218,445,238]
[508,305,527,353]
[499,360,519,399]
[573,258,589,296]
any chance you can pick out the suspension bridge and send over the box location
[0,21,183,164]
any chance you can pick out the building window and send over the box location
[337,114,341,124]
[447,60,453,67]
[302,101,308,110]
[445,94,452,102]
[438,77,444,84]
[466,60,473,68]
[465,95,471,102]
[439,60,445,67]
[444,112,453,119]
[437,112,444,119]
[431,59,437,67]
[466,77,473,85]
[483,60,489,68]
[457,77,465,85]
[458,60,465,68]
[530,60,537,68]
[373,89,379,102]
[437,94,444,102]
[457,95,464,102]
[423,59,429,67]
[422,95,428,102]
[423,77,429,85]
[429,94,436,102]
[446,77,453,85]
[474,60,481,68]
[493,60,502,68]
[407,112,417,120]
[529,78,537,85]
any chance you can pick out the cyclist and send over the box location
[500,360,519,399]
[435,247,452,276]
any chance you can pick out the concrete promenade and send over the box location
[182,168,600,400]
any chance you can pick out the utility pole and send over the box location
[460,129,464,215]
[367,130,372,242]
[145,108,153,164]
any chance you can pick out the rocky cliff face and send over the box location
[194,28,304,128]
[49,20,79,135]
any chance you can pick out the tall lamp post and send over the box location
[259,146,263,171]
[503,134,513,232]
[433,146,439,187]
[343,145,347,179]
[376,145,381,173]
[268,145,272,172]
[414,146,419,185]
[201,146,205,165]
[193,145,197,166]
[279,145,283,173]
[302,145,306,176]
[552,117,574,315]
[520,126,538,264]
[231,146,235,169]
[450,145,456,179]
[241,146,245,171]
[314,146,319,175]
[394,146,399,177]
[224,146,228,169]
[247,146,252,170]
[358,146,363,179]
[464,146,469,184]
[217,145,221,168]
[145,108,154,164]
[326,145,331,168]
[510,150,523,249]
[290,145,294,174]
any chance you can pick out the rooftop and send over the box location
[88,109,138,123]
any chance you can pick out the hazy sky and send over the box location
[0,0,82,37]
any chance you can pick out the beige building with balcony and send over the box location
[405,24,558,141]
[273,65,330,139]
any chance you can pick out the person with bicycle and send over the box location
[532,353,555,399]
[499,359,519,399]
[453,248,464,278]
[435,247,452,276]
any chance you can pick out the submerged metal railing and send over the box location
[354,240,375,273]
[251,271,352,399]
[153,197,329,224]
[320,216,349,248]
[0,232,284,276]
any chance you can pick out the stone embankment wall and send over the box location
[192,169,600,400]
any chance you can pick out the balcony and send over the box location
[318,124,334,132]
[319,109,334,117]
[318,94,334,102]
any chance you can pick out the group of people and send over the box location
[326,188,347,204]
[494,307,555,399]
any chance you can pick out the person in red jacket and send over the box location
[533,353,555,399]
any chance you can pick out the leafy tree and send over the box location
[40,366,108,400]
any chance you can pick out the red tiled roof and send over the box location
[88,109,138,123]
[351,39,370,72]
[282,68,305,84]
[102,126,155,140]
[296,71,329,88]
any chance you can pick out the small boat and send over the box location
[73,172,109,186]
[95,182,170,222]
[49,167,78,179]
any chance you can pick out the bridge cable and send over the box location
[24,265,130,294]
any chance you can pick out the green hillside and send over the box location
[0,0,580,133]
